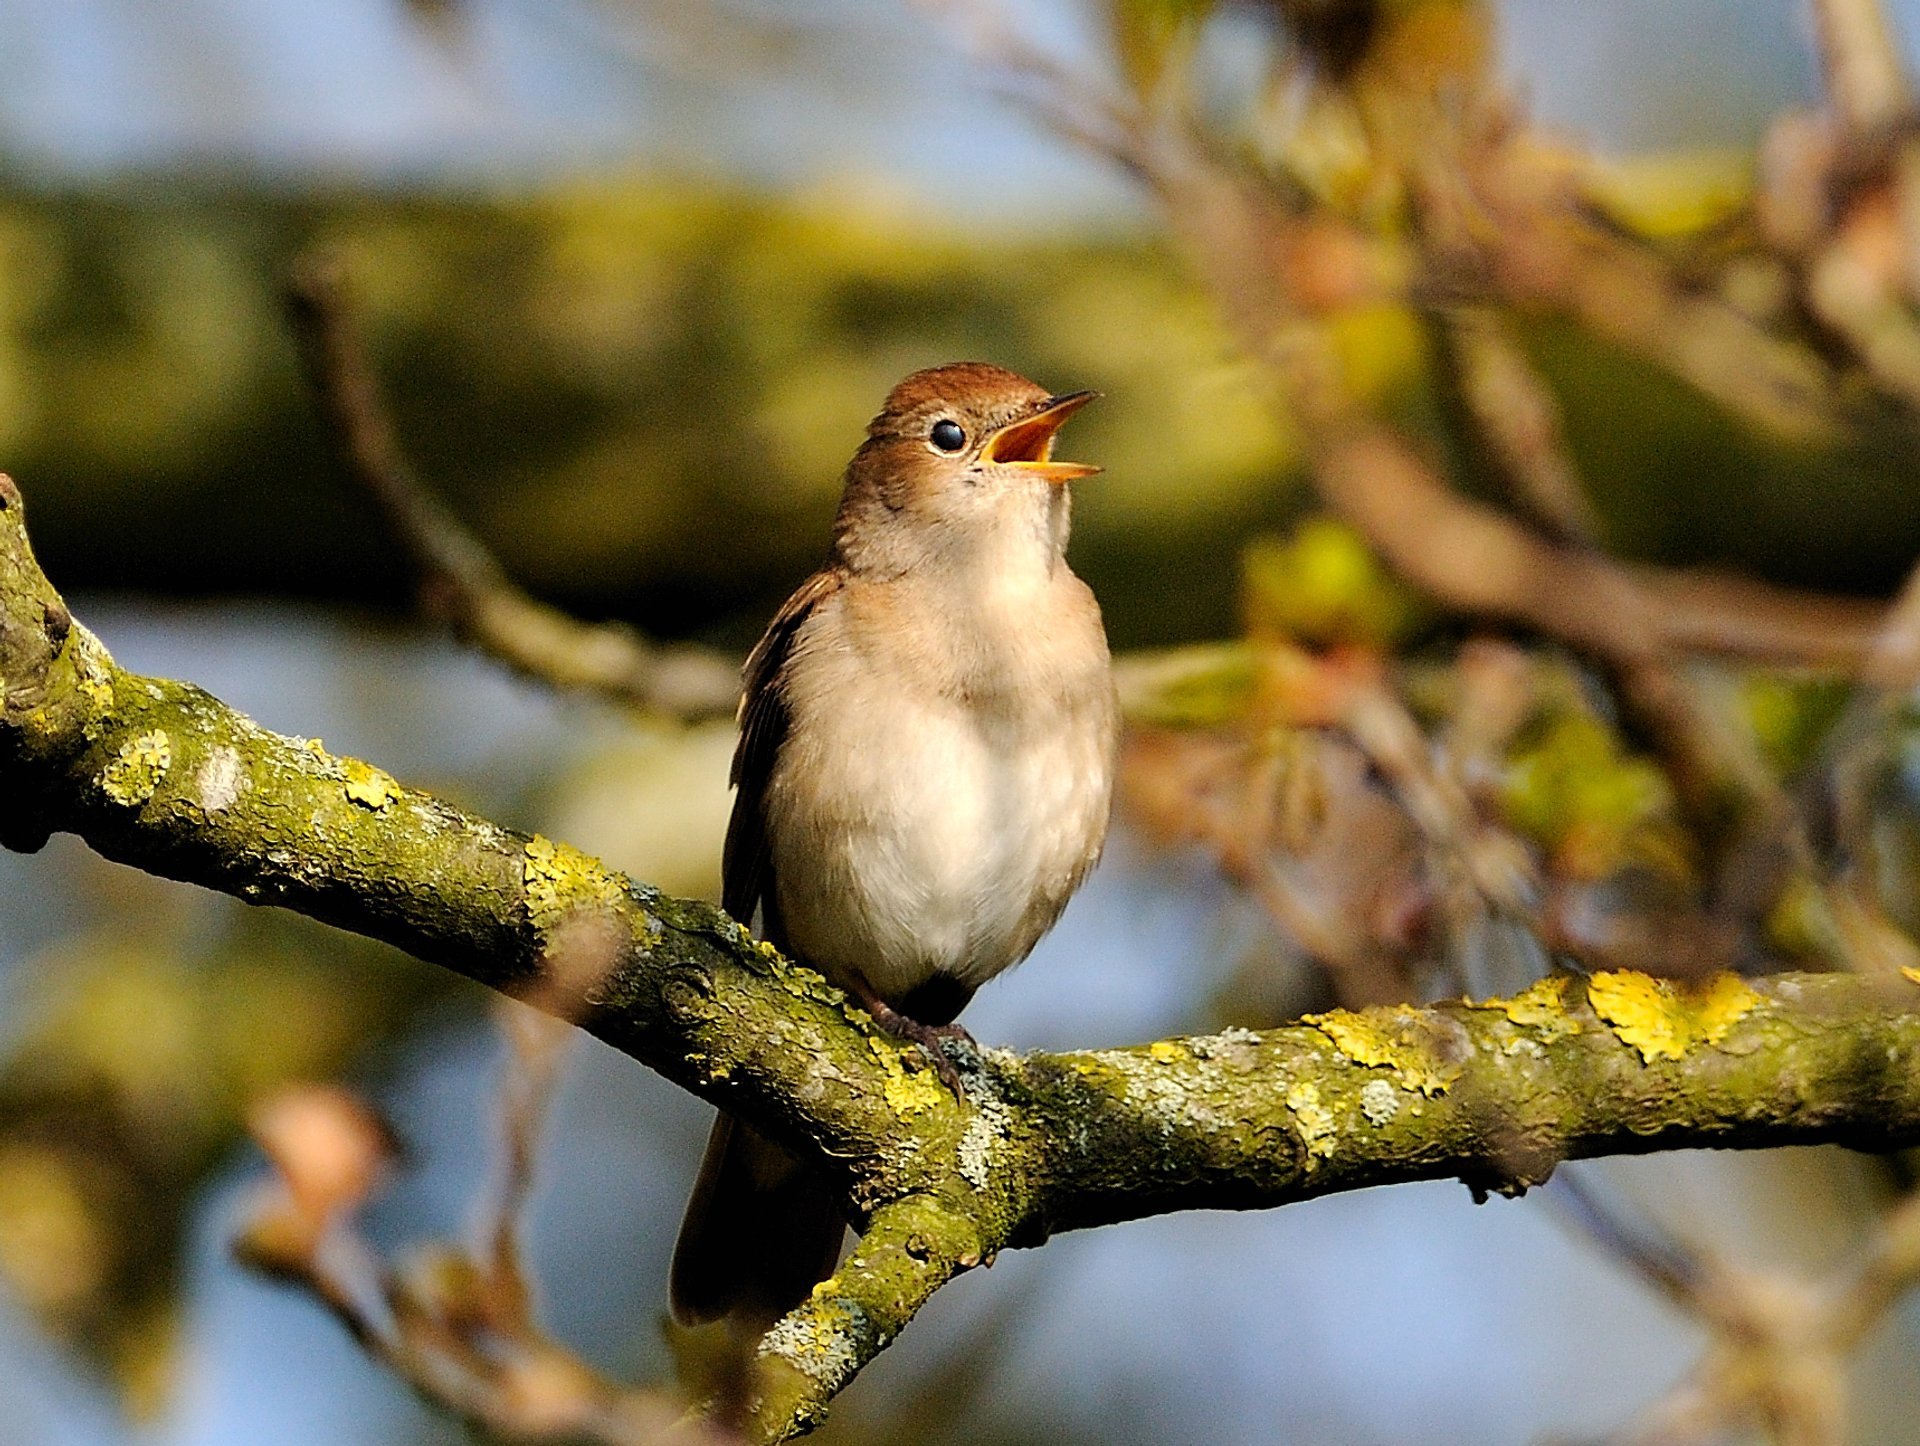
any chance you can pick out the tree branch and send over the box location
[1812,0,1913,135]
[239,1082,731,1446]
[10,471,1920,1437]
[284,256,741,721]
[959,7,1891,681]
[1432,305,1604,549]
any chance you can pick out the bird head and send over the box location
[833,362,1100,576]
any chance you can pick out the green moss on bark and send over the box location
[10,476,1920,1441]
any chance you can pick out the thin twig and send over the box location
[1311,425,1779,857]
[1543,1166,1706,1310]
[1433,305,1602,547]
[1121,723,1421,1004]
[284,254,741,721]
[483,1002,576,1325]
[1826,1184,1920,1344]
[1797,548,1920,968]
[1799,0,1920,378]
[1811,0,1913,134]
[1338,674,1540,921]
[1858,547,1920,692]
[1605,1178,1920,1446]
[239,1081,729,1446]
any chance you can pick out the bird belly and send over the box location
[765,691,1111,1001]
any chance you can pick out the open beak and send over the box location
[980,390,1101,483]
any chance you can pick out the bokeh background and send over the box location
[3,2,1920,1443]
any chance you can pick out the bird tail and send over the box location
[669,1112,846,1327]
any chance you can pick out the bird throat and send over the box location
[941,481,1071,601]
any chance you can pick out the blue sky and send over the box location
[0,0,1130,217]
[0,0,1911,222]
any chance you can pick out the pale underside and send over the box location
[761,547,1117,998]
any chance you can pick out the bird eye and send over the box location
[929,419,966,453]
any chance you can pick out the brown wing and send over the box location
[678,568,849,1329]
[721,567,843,937]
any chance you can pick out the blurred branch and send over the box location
[1545,1167,1705,1309]
[1484,187,1845,442]
[1627,568,1881,669]
[1767,2,1920,412]
[1859,510,1920,692]
[1338,669,1539,920]
[1434,305,1602,548]
[1139,725,1420,1006]
[482,1003,575,1325]
[1811,0,1912,134]
[13,476,1920,1434]
[1605,1182,1920,1446]
[1311,427,1782,859]
[1827,1182,1920,1343]
[1551,1162,1920,1446]
[1795,544,1920,950]
[237,1083,727,1446]
[956,4,1885,668]
[284,256,741,722]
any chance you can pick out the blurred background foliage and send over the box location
[13,177,1920,645]
[5,1,1920,1444]
[0,186,1293,645]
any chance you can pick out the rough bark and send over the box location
[7,473,1920,1440]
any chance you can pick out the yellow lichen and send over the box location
[1285,1080,1337,1163]
[867,1037,948,1117]
[341,759,399,812]
[1480,977,1581,1056]
[1303,1006,1462,1096]
[1148,1040,1185,1064]
[808,1274,845,1303]
[100,731,171,806]
[522,834,629,934]
[1587,970,1762,1063]
[1498,976,1578,1036]
[78,668,110,711]
[1902,967,1920,988]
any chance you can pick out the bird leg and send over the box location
[844,972,971,1097]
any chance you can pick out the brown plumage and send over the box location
[670,362,1118,1327]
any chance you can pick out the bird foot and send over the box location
[848,982,971,1098]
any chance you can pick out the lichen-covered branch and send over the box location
[11,471,1920,1440]
[0,474,972,1222]
[747,1195,983,1441]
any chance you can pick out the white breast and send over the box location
[763,569,1116,999]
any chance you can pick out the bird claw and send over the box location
[849,983,972,1099]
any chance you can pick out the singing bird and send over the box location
[670,362,1119,1326]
